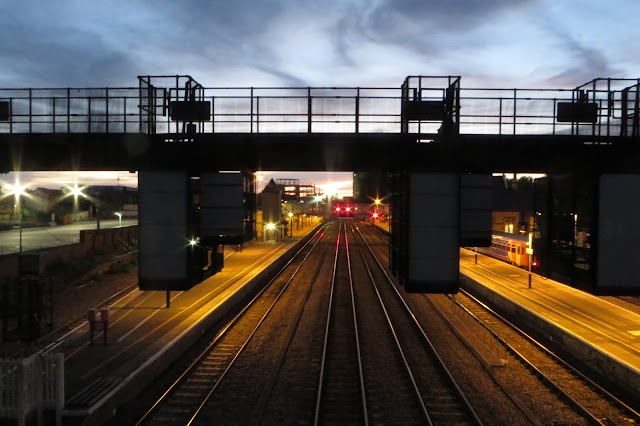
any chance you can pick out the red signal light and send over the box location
[532,261,538,267]
[345,207,351,212]
[335,207,341,212]
[372,212,379,218]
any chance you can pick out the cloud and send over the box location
[0,4,142,86]
[339,0,536,52]
[1,171,138,190]
[539,21,621,87]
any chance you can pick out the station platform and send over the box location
[459,248,640,402]
[42,219,322,425]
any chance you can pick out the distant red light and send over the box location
[532,261,538,267]
[372,213,379,218]
[345,207,351,212]
[335,207,341,212]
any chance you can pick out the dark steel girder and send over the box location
[1,132,638,174]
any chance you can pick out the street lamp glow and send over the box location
[7,180,28,254]
[189,238,197,246]
[266,223,276,231]
[69,183,85,198]
[7,182,28,198]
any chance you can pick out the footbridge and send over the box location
[1,75,639,294]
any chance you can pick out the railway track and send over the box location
[134,224,330,425]
[452,274,640,424]
[129,221,483,424]
[314,221,367,424]
[352,222,481,425]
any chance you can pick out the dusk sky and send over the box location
[1,0,639,195]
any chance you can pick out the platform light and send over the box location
[6,182,28,198]
[266,223,276,231]
[6,180,28,253]
[70,183,85,198]
[189,238,197,246]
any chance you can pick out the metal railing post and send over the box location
[307,87,312,133]
[52,97,56,134]
[355,88,360,133]
[512,89,517,135]
[105,87,109,133]
[250,87,254,133]
[28,88,32,133]
[499,98,503,135]
[67,88,71,133]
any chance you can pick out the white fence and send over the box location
[0,352,64,426]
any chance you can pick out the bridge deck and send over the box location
[1,76,638,173]
[1,132,638,173]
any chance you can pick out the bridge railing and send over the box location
[0,88,140,134]
[0,81,637,137]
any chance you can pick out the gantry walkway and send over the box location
[1,75,639,173]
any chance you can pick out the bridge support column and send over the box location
[390,172,492,293]
[392,172,460,293]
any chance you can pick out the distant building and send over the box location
[261,179,282,225]
[491,176,534,234]
[275,179,317,202]
[85,185,138,215]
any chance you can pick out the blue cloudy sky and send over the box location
[2,0,639,194]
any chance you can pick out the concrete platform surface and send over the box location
[48,219,322,425]
[460,248,640,400]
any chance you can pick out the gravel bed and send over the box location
[12,223,628,424]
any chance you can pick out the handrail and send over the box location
[0,80,637,138]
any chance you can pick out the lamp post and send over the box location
[288,212,293,236]
[115,212,122,226]
[70,183,83,219]
[526,231,534,288]
[8,181,27,253]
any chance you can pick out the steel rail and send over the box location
[355,223,484,425]
[134,224,328,426]
[313,220,342,425]
[344,221,369,425]
[249,224,337,424]
[350,222,432,424]
[457,286,640,424]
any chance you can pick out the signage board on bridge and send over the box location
[597,174,640,294]
[138,171,193,291]
[199,172,245,245]
[459,174,492,247]
[406,173,460,293]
